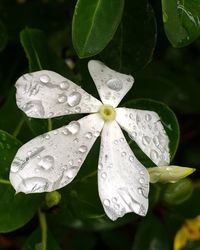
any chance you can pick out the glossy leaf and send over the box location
[22,228,61,250]
[101,0,157,73]
[0,130,43,232]
[123,99,180,164]
[162,0,200,47]
[72,0,124,58]
[132,215,170,250]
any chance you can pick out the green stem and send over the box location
[38,208,47,250]
[48,118,52,131]
[13,117,25,137]
[0,179,11,185]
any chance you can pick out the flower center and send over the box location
[99,105,116,121]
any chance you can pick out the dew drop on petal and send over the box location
[85,132,93,139]
[68,92,81,107]
[142,135,151,145]
[58,94,67,103]
[129,156,134,162]
[121,151,126,157]
[98,163,103,170]
[106,78,122,91]
[103,199,110,206]
[40,75,50,83]
[59,81,69,90]
[75,106,81,113]
[78,145,88,153]
[68,159,74,166]
[67,121,80,135]
[38,155,54,170]
[21,178,48,192]
[101,172,107,179]
[145,114,152,121]
[150,150,159,162]
[112,197,117,203]
[11,162,20,173]
[139,177,145,184]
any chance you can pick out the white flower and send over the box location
[9,60,170,221]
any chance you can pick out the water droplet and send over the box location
[53,130,58,135]
[101,172,107,179]
[114,140,118,144]
[114,203,120,209]
[67,121,80,135]
[139,177,145,184]
[145,114,152,121]
[98,163,103,170]
[23,101,45,117]
[27,151,32,157]
[85,132,93,139]
[59,81,69,90]
[150,150,159,162]
[58,94,67,103]
[112,197,117,203]
[66,169,74,179]
[93,131,100,137]
[73,138,79,143]
[142,135,151,145]
[119,138,125,143]
[69,159,74,166]
[106,78,122,91]
[40,74,50,83]
[121,152,126,157]
[129,156,134,162]
[138,188,143,194]
[11,162,20,173]
[77,158,82,164]
[45,134,50,140]
[38,155,54,170]
[103,199,110,206]
[75,106,81,113]
[140,170,145,175]
[129,132,137,140]
[129,113,134,119]
[78,145,88,153]
[153,136,159,146]
[62,127,70,135]
[68,92,81,107]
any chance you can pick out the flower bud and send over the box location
[45,191,61,208]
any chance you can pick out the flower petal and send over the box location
[9,114,104,193]
[116,108,170,165]
[88,60,134,107]
[16,70,102,118]
[98,121,149,221]
[148,166,196,183]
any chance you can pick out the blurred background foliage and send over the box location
[0,0,200,249]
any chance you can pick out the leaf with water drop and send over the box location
[162,0,200,47]
[72,0,124,58]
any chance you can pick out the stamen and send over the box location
[99,105,116,121]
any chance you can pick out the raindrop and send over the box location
[121,152,126,157]
[23,101,45,117]
[114,140,118,144]
[11,162,20,173]
[112,197,118,203]
[68,92,81,107]
[73,138,79,143]
[142,135,151,145]
[38,155,55,170]
[98,163,103,170]
[106,78,122,91]
[139,177,145,184]
[66,169,74,179]
[85,132,93,139]
[119,138,125,143]
[101,172,107,179]
[77,158,82,164]
[129,156,134,162]
[59,81,69,90]
[138,188,143,194]
[40,74,50,83]
[129,132,137,140]
[129,113,134,119]
[153,136,159,146]
[150,150,159,162]
[114,203,120,209]
[67,121,80,135]
[21,177,47,192]
[45,134,50,140]
[145,114,152,121]
[62,127,70,135]
[75,106,81,113]
[58,94,67,103]
[68,159,74,166]
[78,145,88,153]
[103,199,110,206]
[53,130,58,135]
[93,131,100,137]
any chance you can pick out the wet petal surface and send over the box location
[10,114,104,193]
[98,121,149,221]
[88,60,134,107]
[16,70,102,118]
[116,108,170,165]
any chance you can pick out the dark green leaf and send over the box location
[132,215,171,250]
[123,99,180,164]
[22,228,61,250]
[183,240,200,250]
[101,0,157,73]
[72,0,124,58]
[162,0,200,47]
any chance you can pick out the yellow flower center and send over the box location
[99,105,116,121]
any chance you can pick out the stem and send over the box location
[13,117,25,137]
[0,179,11,185]
[38,209,47,250]
[48,119,52,131]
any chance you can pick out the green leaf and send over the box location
[0,130,43,233]
[20,28,73,78]
[72,0,124,58]
[132,215,171,250]
[101,0,157,73]
[162,0,200,47]
[123,99,180,164]
[162,179,194,205]
[22,228,61,250]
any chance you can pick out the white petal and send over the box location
[116,108,170,166]
[9,114,104,193]
[16,70,102,118]
[88,60,134,107]
[98,121,149,221]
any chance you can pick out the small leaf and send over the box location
[72,0,124,58]
[22,228,61,250]
[162,0,200,47]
